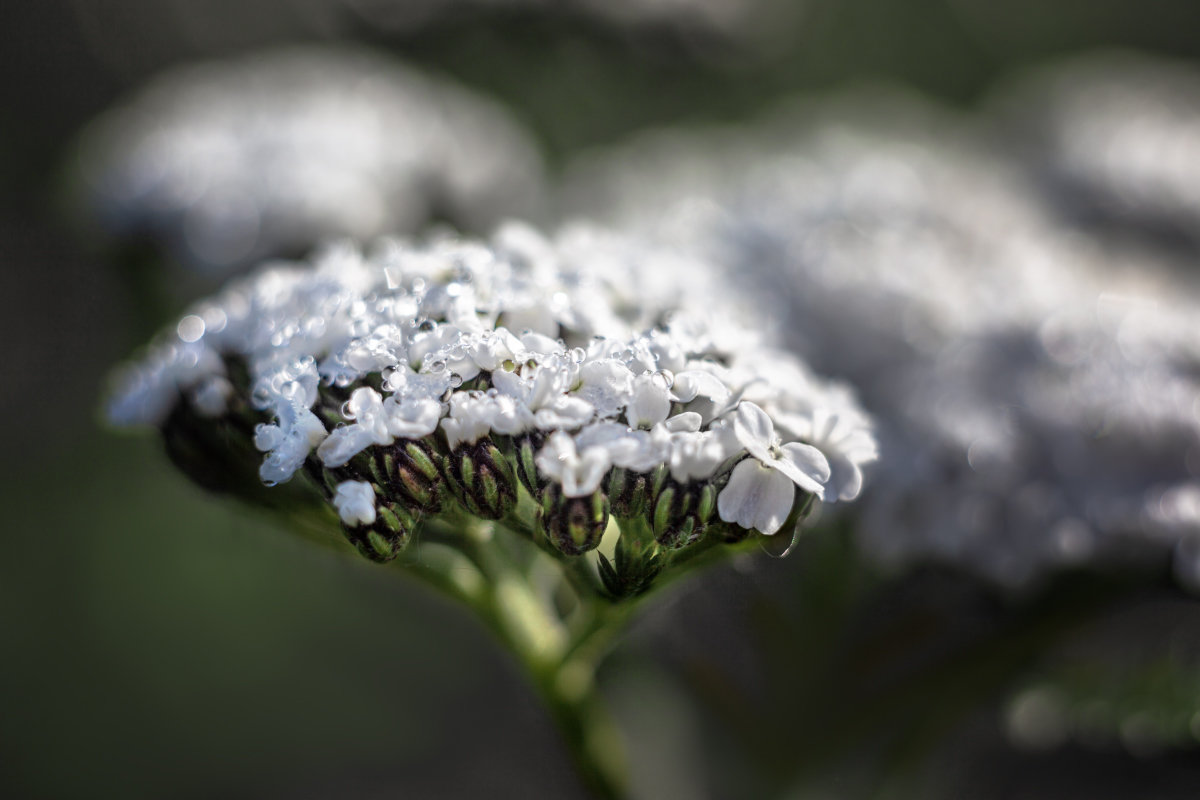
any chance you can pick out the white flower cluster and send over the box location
[992,54,1200,244]
[74,46,544,271]
[560,90,1200,588]
[107,222,875,539]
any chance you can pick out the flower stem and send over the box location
[533,659,629,800]
[402,516,636,798]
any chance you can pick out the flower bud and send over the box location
[650,475,719,550]
[513,433,546,498]
[606,465,662,520]
[443,438,518,520]
[597,531,663,599]
[341,500,419,563]
[369,438,445,513]
[538,484,610,556]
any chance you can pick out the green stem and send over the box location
[533,659,629,800]
[402,515,636,798]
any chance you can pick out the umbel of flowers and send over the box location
[110,221,874,587]
[107,222,876,796]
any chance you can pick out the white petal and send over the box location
[576,359,635,418]
[469,329,521,371]
[536,433,610,496]
[667,430,727,482]
[317,425,375,467]
[565,447,611,497]
[490,368,527,400]
[486,395,536,436]
[519,331,563,357]
[718,459,796,535]
[333,480,376,527]
[626,374,671,429]
[535,431,576,483]
[773,442,831,499]
[535,396,595,430]
[733,401,776,462]
[574,422,629,450]
[671,370,730,403]
[663,411,702,433]
[297,409,330,449]
[528,364,572,410]
[825,451,864,502]
[610,431,668,473]
[254,423,284,452]
[345,386,384,421]
[385,397,443,439]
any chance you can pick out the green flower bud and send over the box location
[538,484,610,557]
[368,438,445,513]
[650,476,719,550]
[513,433,546,498]
[606,465,661,520]
[341,499,418,563]
[597,527,663,599]
[443,438,518,520]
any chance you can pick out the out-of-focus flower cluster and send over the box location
[993,54,1200,244]
[561,86,1200,589]
[74,47,544,272]
[107,222,875,586]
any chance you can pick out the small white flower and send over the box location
[574,359,635,418]
[440,392,495,450]
[382,364,452,402]
[671,369,731,404]
[317,387,393,467]
[333,480,377,527]
[466,328,523,372]
[626,373,672,429]
[486,393,536,437]
[536,431,612,497]
[776,408,878,502]
[384,396,443,439]
[534,396,595,431]
[577,422,670,473]
[257,399,328,484]
[492,359,577,412]
[667,430,730,483]
[717,401,831,534]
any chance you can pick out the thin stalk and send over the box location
[398,510,640,798]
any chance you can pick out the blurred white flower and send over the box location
[74,46,544,272]
[561,89,1200,587]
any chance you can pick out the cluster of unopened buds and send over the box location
[109,223,876,599]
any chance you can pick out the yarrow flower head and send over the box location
[106,222,876,595]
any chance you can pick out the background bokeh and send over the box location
[5,1,1200,797]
